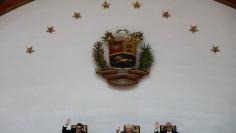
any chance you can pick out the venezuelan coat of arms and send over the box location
[92,29,154,87]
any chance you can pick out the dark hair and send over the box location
[77,123,83,127]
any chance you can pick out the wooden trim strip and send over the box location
[0,0,34,16]
[215,0,236,9]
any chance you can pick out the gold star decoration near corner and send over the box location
[102,0,110,9]
[73,12,81,19]
[26,47,34,55]
[162,11,171,18]
[47,26,55,33]
[133,1,142,9]
[211,45,220,54]
[189,25,198,34]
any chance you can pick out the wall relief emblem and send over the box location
[92,29,154,87]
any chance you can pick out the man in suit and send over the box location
[160,122,178,133]
[116,124,136,133]
[62,118,85,133]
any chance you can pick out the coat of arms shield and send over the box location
[92,29,154,87]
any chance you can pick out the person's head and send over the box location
[125,124,132,133]
[76,123,83,133]
[165,122,172,132]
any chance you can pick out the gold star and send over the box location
[133,1,141,8]
[47,26,55,33]
[26,47,34,55]
[162,11,171,18]
[211,45,220,54]
[73,12,81,19]
[189,25,198,34]
[102,0,110,9]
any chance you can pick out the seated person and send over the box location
[154,122,160,133]
[62,119,86,133]
[160,122,178,133]
[116,124,136,133]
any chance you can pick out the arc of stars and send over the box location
[39,2,220,58]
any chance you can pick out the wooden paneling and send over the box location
[0,0,235,16]
[0,0,33,16]
[215,0,236,9]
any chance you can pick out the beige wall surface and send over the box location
[0,0,236,133]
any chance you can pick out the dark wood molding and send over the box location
[0,0,235,16]
[0,0,34,16]
[215,0,236,9]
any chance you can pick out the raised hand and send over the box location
[65,118,71,126]
[116,127,120,133]
[155,122,160,129]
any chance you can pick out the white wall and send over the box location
[0,0,236,133]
